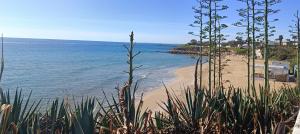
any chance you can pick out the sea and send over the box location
[0,38,202,100]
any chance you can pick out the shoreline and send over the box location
[143,54,296,111]
[142,65,199,111]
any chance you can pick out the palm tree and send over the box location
[278,35,283,45]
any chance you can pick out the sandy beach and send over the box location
[143,55,296,111]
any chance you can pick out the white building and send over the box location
[256,49,262,59]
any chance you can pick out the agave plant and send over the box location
[95,31,153,133]
[39,99,71,133]
[156,59,208,133]
[71,97,98,133]
[0,89,41,133]
[156,58,300,133]
[97,83,153,133]
[0,31,299,134]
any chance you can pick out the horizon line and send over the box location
[1,36,181,45]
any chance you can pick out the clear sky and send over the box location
[0,0,299,44]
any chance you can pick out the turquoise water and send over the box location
[1,38,200,100]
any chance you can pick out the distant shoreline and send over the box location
[168,44,210,55]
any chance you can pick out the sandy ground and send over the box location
[142,54,296,112]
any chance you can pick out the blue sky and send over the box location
[0,0,299,44]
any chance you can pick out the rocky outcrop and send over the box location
[168,45,208,55]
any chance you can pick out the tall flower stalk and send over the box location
[0,34,4,81]
[234,0,251,92]
[263,0,269,91]
[189,0,206,90]
[290,11,300,87]
[251,0,256,89]
[298,11,300,87]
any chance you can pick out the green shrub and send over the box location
[234,48,248,55]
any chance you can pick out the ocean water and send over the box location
[0,38,201,100]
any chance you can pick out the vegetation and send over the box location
[234,0,252,91]
[206,0,213,92]
[263,0,281,91]
[251,0,262,90]
[189,0,206,89]
[290,10,300,87]
[269,46,296,61]
[158,85,300,133]
[234,47,249,55]
[278,35,283,46]
[0,32,299,133]
[0,0,300,133]
[264,46,298,74]
[169,44,209,55]
[212,0,228,89]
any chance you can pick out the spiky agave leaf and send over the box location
[97,81,151,133]
[72,97,97,134]
[158,88,189,133]
[0,104,13,133]
[39,99,71,133]
[0,89,41,133]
